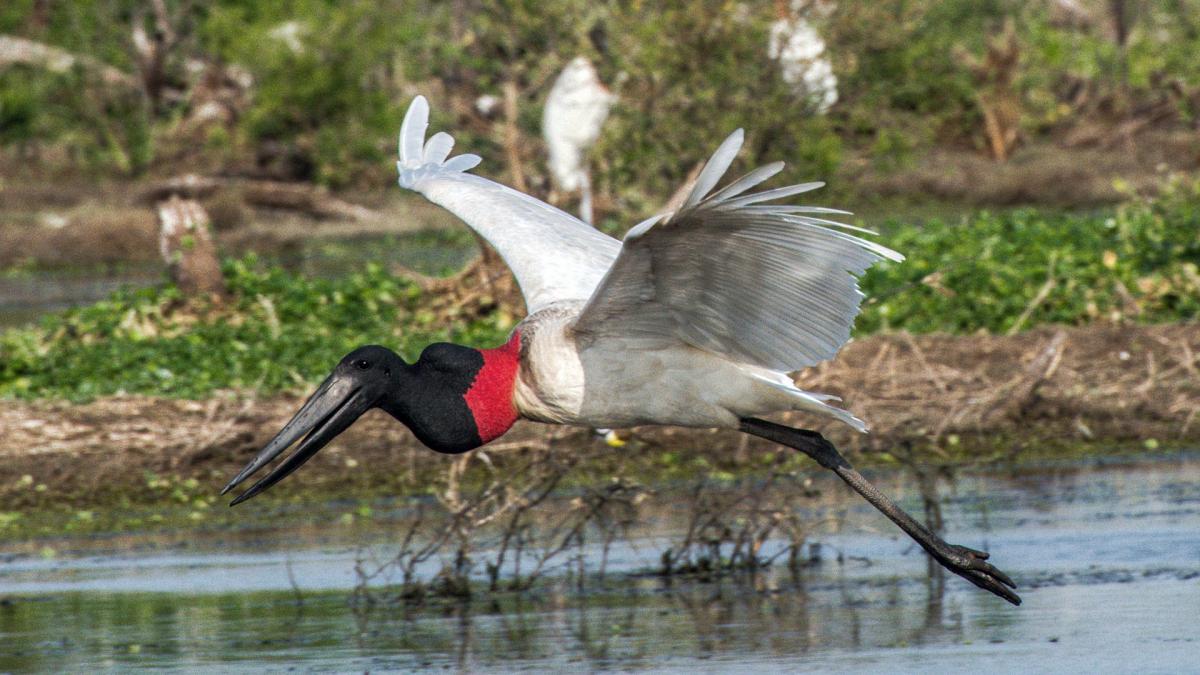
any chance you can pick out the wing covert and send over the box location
[574,130,903,372]
[397,97,621,313]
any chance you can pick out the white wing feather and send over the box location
[574,130,903,373]
[396,96,621,312]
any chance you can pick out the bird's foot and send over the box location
[930,542,1021,605]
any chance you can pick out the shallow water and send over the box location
[0,271,163,328]
[0,230,476,328]
[2,455,1198,672]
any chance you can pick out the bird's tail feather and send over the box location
[738,366,868,433]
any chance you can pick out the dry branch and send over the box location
[3,324,1198,505]
[239,181,376,221]
[958,19,1022,161]
[979,329,1066,424]
[661,161,707,220]
[137,174,377,221]
[130,0,182,109]
[0,34,137,89]
[501,79,529,193]
[1007,253,1058,335]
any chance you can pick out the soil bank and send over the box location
[2,322,1196,511]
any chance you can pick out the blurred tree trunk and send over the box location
[501,78,529,193]
[156,196,227,298]
[28,0,50,34]
[960,19,1022,161]
[1109,0,1132,49]
[1107,0,1141,113]
[131,0,184,113]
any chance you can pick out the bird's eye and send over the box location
[354,359,371,370]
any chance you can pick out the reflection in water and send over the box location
[5,566,1195,672]
[0,573,971,671]
[2,454,1198,671]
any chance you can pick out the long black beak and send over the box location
[222,374,370,505]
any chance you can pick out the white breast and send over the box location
[512,304,587,424]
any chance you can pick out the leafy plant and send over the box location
[7,1,1200,185]
[3,182,1198,402]
[0,256,514,400]
[857,177,1200,334]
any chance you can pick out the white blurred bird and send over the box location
[768,8,838,113]
[542,56,615,224]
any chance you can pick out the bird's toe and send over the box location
[934,542,1020,604]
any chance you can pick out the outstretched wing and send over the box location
[573,130,903,373]
[397,96,621,313]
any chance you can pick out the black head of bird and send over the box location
[222,339,520,505]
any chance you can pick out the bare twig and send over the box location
[901,332,948,392]
[0,34,137,88]
[1007,274,1058,336]
[501,79,528,193]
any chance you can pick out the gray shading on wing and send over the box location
[397,96,621,313]
[573,129,903,373]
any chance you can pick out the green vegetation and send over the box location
[3,2,1199,398]
[0,257,514,400]
[2,180,1197,402]
[5,1,1200,195]
[3,0,1198,594]
[859,178,1200,334]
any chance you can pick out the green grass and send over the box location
[1,181,1198,402]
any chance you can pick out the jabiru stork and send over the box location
[222,96,1020,605]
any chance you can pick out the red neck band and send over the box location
[463,331,521,443]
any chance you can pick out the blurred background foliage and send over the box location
[3,0,1200,199]
[858,177,1200,334]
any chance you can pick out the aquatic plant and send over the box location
[0,256,513,401]
[857,177,1200,335]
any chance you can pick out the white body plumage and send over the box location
[512,300,858,430]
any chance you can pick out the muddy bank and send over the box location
[4,133,1199,272]
[849,129,1200,207]
[1,322,1196,507]
[0,186,463,272]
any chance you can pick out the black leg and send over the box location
[740,417,1020,605]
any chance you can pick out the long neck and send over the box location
[383,332,521,454]
[463,332,522,443]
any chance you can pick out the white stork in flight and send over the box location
[223,96,1020,605]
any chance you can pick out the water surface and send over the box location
[0,229,476,329]
[2,455,1198,672]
